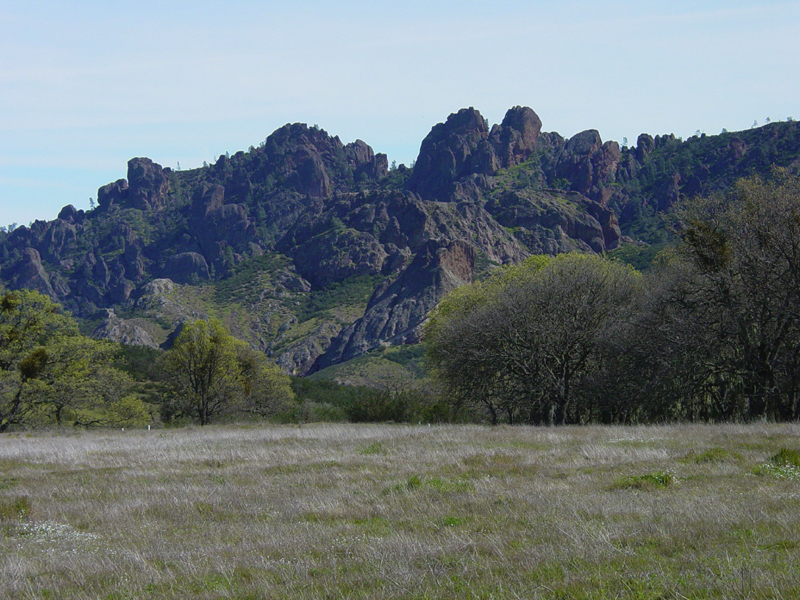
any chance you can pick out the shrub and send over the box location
[771,448,800,468]
[345,388,407,423]
[0,496,31,521]
[756,448,800,479]
[612,470,675,490]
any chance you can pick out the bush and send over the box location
[771,448,800,468]
[0,496,31,521]
[612,470,675,490]
[345,388,407,423]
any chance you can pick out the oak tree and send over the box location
[161,319,293,425]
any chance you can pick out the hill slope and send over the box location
[2,107,799,374]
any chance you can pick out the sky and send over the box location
[2,0,799,226]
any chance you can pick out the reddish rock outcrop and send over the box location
[408,106,545,201]
[407,107,492,199]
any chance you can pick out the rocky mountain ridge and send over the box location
[2,106,799,375]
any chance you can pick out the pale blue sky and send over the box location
[2,0,799,226]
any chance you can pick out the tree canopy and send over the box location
[161,319,294,425]
[0,289,148,430]
[425,253,642,424]
[665,170,800,420]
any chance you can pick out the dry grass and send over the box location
[1,422,799,599]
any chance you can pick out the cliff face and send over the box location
[407,106,543,200]
[2,107,799,374]
[312,239,477,370]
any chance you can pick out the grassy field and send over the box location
[1,422,799,599]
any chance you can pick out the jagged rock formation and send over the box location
[3,106,800,374]
[486,189,621,254]
[313,239,475,370]
[408,106,542,201]
[276,190,526,287]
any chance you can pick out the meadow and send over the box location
[1,422,799,599]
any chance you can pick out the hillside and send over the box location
[2,107,799,375]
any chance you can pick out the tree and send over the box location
[424,260,536,424]
[669,170,800,420]
[161,319,293,425]
[235,343,295,419]
[1,289,76,430]
[1,289,145,430]
[589,255,722,422]
[425,254,642,425]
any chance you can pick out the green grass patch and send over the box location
[383,474,473,496]
[424,476,473,494]
[213,253,292,304]
[297,273,383,322]
[611,470,676,490]
[755,447,800,479]
[681,447,742,464]
[771,447,800,467]
[0,495,32,521]
[439,515,468,528]
[356,441,386,455]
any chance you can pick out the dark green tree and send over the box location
[425,254,642,424]
[669,170,800,420]
[161,319,293,425]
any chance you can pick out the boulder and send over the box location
[345,139,374,166]
[291,228,388,288]
[57,205,81,224]
[294,147,332,197]
[274,321,344,376]
[407,107,492,200]
[191,183,226,217]
[262,123,348,197]
[636,133,655,161]
[486,189,620,253]
[489,105,543,168]
[555,130,603,195]
[552,131,621,202]
[345,140,389,181]
[40,218,78,261]
[8,248,56,298]
[123,243,147,282]
[161,252,211,284]
[127,157,170,211]
[97,179,129,209]
[407,105,546,201]
[278,190,526,287]
[91,310,158,348]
